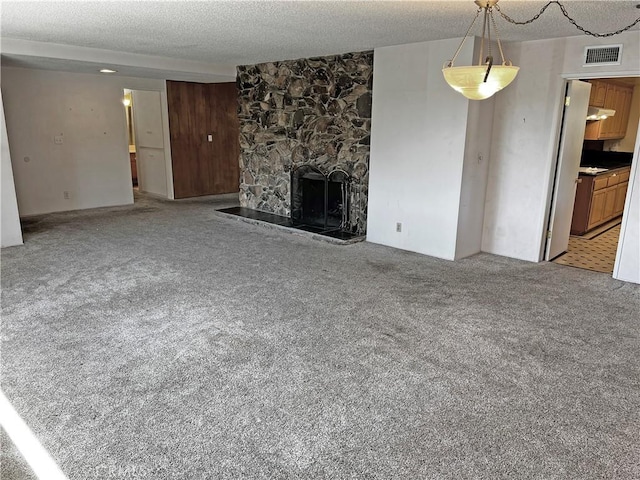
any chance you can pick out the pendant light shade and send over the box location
[443,64,519,100]
[443,0,518,100]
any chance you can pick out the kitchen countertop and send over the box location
[578,165,631,176]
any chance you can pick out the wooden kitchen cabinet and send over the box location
[587,187,617,230]
[571,167,630,235]
[613,181,629,216]
[584,81,633,141]
[587,189,606,228]
[618,87,633,138]
[597,85,619,138]
[612,168,630,217]
[588,80,607,107]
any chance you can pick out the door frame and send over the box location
[542,73,639,275]
[123,89,140,190]
[124,86,175,200]
[544,79,592,261]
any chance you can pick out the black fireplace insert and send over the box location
[291,165,351,232]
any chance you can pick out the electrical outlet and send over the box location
[54,135,64,145]
[396,222,402,233]
[63,191,70,200]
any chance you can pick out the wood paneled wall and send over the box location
[167,81,240,198]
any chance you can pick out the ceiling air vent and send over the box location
[583,45,622,67]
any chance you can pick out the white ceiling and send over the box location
[1,1,639,76]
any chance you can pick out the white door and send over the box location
[131,90,168,198]
[545,80,592,260]
[137,148,167,196]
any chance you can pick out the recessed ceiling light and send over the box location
[99,68,117,73]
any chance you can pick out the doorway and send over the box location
[546,76,639,274]
[123,90,137,189]
[124,89,170,199]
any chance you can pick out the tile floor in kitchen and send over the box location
[552,220,621,274]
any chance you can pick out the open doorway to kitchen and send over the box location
[546,76,639,274]
[123,90,138,191]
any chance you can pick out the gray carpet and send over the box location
[1,193,639,479]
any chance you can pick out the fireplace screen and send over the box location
[291,166,350,231]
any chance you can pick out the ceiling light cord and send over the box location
[496,1,640,38]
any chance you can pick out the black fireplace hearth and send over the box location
[218,162,365,242]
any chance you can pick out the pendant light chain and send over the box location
[486,7,492,61]
[447,7,482,67]
[479,7,488,65]
[495,1,640,38]
[489,7,507,65]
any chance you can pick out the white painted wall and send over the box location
[455,92,495,259]
[0,92,23,247]
[367,38,475,260]
[613,87,640,283]
[614,131,640,283]
[483,31,640,263]
[1,67,171,216]
[481,38,567,262]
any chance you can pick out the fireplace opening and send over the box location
[292,165,350,231]
[301,176,326,227]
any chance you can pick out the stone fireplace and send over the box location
[236,51,373,234]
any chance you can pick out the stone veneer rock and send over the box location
[237,51,373,234]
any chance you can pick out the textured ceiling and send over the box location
[1,1,639,67]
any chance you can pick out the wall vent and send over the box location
[583,45,622,66]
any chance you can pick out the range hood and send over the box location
[586,106,616,121]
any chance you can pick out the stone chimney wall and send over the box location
[236,51,373,233]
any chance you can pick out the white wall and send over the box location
[614,132,640,283]
[1,67,171,216]
[482,31,640,263]
[0,92,23,247]
[481,38,567,262]
[368,30,639,281]
[367,38,475,260]
[455,88,495,259]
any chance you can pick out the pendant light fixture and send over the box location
[443,0,518,101]
[443,0,640,101]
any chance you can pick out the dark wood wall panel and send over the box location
[167,81,240,199]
